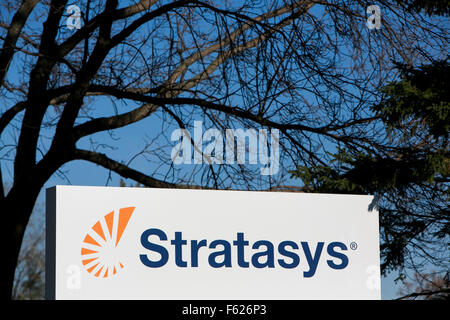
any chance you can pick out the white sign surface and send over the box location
[45,185,380,299]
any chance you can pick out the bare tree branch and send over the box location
[396,288,450,300]
[73,148,193,189]
[0,0,39,85]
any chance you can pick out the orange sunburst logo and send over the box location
[81,207,135,278]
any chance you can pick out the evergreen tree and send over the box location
[291,58,449,281]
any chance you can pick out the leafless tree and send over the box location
[1,0,447,298]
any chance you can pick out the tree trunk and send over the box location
[4,185,40,300]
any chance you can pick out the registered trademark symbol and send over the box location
[350,242,358,250]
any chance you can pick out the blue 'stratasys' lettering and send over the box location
[233,232,249,268]
[171,232,188,267]
[326,241,349,269]
[139,228,169,268]
[209,239,232,268]
[139,229,349,277]
[278,241,300,269]
[301,241,324,278]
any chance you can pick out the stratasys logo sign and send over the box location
[46,187,380,299]
[81,207,135,278]
[81,206,354,279]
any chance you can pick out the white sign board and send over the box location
[45,185,380,299]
